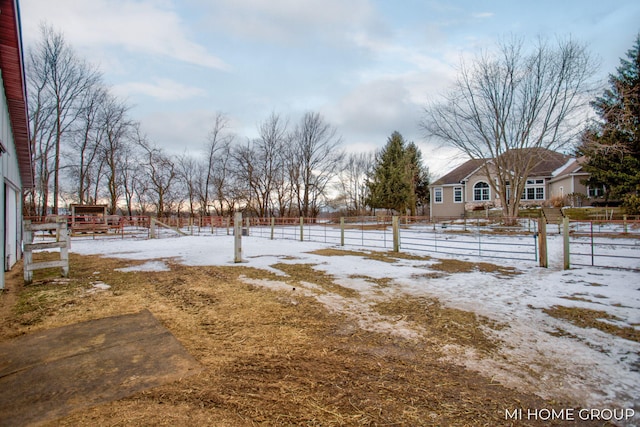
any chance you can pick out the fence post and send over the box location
[23,220,33,284]
[150,218,157,239]
[270,217,275,240]
[590,221,595,266]
[538,218,548,268]
[623,214,628,233]
[60,222,70,277]
[234,212,243,263]
[392,216,400,252]
[340,217,345,246]
[563,217,570,270]
[300,217,304,241]
[245,217,251,236]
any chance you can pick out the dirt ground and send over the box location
[0,252,611,426]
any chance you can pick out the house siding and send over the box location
[431,186,466,219]
[429,151,599,219]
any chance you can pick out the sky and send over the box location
[18,0,640,177]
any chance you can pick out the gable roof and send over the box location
[432,148,571,186]
[495,148,570,177]
[552,156,587,177]
[432,159,486,185]
[0,0,33,187]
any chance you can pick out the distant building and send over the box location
[0,0,34,288]
[429,149,598,220]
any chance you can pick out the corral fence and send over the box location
[563,217,640,271]
[25,213,640,270]
[25,215,151,240]
[397,216,541,263]
[247,215,544,265]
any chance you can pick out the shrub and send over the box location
[622,194,640,215]
[550,195,565,208]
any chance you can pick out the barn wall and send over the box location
[0,70,25,287]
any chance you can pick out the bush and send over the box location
[550,195,565,208]
[622,194,640,215]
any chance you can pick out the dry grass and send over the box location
[0,252,607,426]
[309,248,430,263]
[543,305,640,343]
[371,296,507,354]
[429,258,520,277]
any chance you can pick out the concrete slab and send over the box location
[0,310,202,426]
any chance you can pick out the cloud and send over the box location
[141,109,217,154]
[197,0,385,46]
[113,78,206,101]
[472,12,494,19]
[20,0,230,70]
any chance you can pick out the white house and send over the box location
[0,0,34,289]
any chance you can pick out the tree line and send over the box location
[26,25,429,219]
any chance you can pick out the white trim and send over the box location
[473,181,490,202]
[453,186,463,203]
[434,187,443,204]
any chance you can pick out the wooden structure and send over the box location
[70,204,110,234]
[23,220,69,284]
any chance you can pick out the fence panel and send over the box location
[248,216,539,263]
[567,220,640,271]
[398,217,539,262]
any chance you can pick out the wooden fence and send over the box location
[23,220,69,284]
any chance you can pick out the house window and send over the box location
[521,179,545,201]
[453,187,463,203]
[588,186,604,198]
[473,182,490,201]
[434,187,443,203]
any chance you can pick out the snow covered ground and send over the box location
[68,230,640,424]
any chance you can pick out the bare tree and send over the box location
[257,112,288,216]
[176,153,201,219]
[200,113,234,216]
[98,94,134,214]
[421,36,595,218]
[234,113,289,217]
[120,126,146,216]
[27,29,57,216]
[334,151,374,215]
[67,84,107,204]
[138,140,176,218]
[211,140,238,216]
[290,112,344,217]
[28,24,101,214]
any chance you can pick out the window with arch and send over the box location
[473,181,490,201]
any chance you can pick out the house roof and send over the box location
[552,156,587,177]
[432,158,486,185]
[495,148,570,177]
[0,0,33,187]
[549,155,589,183]
[432,148,571,186]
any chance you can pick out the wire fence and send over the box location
[26,214,640,270]
[247,216,541,263]
[397,218,539,262]
[567,219,640,271]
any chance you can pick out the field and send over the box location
[1,230,638,426]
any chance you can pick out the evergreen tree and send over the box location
[579,33,640,207]
[404,142,430,215]
[366,132,429,214]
